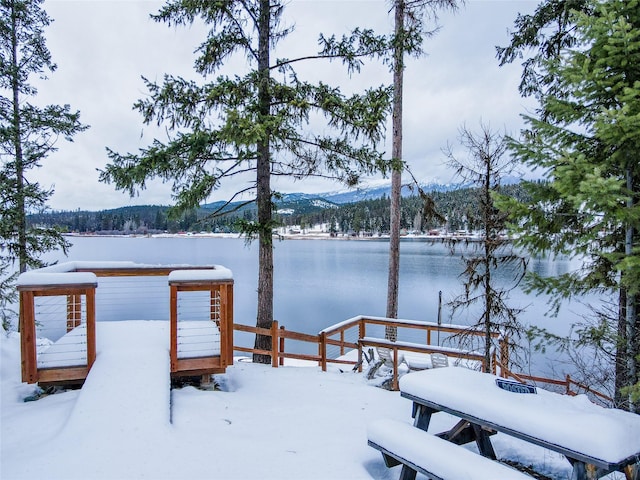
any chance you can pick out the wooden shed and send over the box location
[17,262,234,386]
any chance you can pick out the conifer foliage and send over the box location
[0,0,87,275]
[100,1,395,363]
[499,0,640,410]
[445,123,527,373]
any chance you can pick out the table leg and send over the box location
[399,465,417,480]
[472,424,497,460]
[411,403,435,431]
[571,462,587,480]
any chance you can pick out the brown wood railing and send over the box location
[233,321,324,367]
[19,262,233,385]
[233,315,506,387]
[233,316,611,401]
[495,358,613,406]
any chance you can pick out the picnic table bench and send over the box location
[399,367,640,480]
[368,418,533,480]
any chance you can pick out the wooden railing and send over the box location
[495,358,613,406]
[233,315,612,401]
[233,315,507,386]
[18,262,234,385]
[233,321,324,367]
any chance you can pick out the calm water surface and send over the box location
[43,236,602,374]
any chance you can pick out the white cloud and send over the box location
[29,0,538,211]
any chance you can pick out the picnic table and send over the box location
[399,367,640,480]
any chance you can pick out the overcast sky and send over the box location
[29,0,539,212]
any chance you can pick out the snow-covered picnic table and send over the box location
[399,366,640,480]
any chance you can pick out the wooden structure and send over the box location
[18,272,98,385]
[169,270,234,378]
[17,262,233,386]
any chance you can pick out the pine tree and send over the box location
[100,0,395,363]
[0,0,87,284]
[499,0,640,410]
[0,0,87,274]
[445,123,527,372]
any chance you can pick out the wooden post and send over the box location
[66,294,82,332]
[427,328,431,346]
[279,325,285,366]
[500,336,510,369]
[566,374,572,395]
[320,331,327,371]
[392,346,399,391]
[19,291,37,384]
[225,283,234,367]
[491,349,497,375]
[210,285,221,327]
[271,320,279,368]
[86,287,96,370]
[215,284,226,368]
[359,318,365,342]
[340,330,345,356]
[169,285,178,373]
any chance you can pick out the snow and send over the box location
[19,260,156,273]
[19,261,220,275]
[320,315,478,334]
[0,322,629,480]
[177,321,221,357]
[16,271,97,287]
[367,419,532,479]
[37,324,88,368]
[17,261,235,287]
[168,266,233,282]
[400,367,640,464]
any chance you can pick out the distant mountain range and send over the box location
[203,179,478,210]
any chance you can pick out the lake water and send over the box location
[41,235,601,375]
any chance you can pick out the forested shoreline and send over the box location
[27,183,528,236]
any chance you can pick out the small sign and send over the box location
[495,378,537,394]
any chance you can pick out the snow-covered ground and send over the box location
[0,321,620,480]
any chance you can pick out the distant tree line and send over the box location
[281,183,529,235]
[27,183,529,236]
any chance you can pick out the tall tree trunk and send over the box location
[254,0,273,364]
[483,160,492,373]
[386,0,404,340]
[615,287,628,409]
[625,168,637,412]
[10,4,26,274]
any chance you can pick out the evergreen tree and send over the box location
[100,0,394,363]
[445,123,527,372]
[499,0,640,410]
[0,0,87,275]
